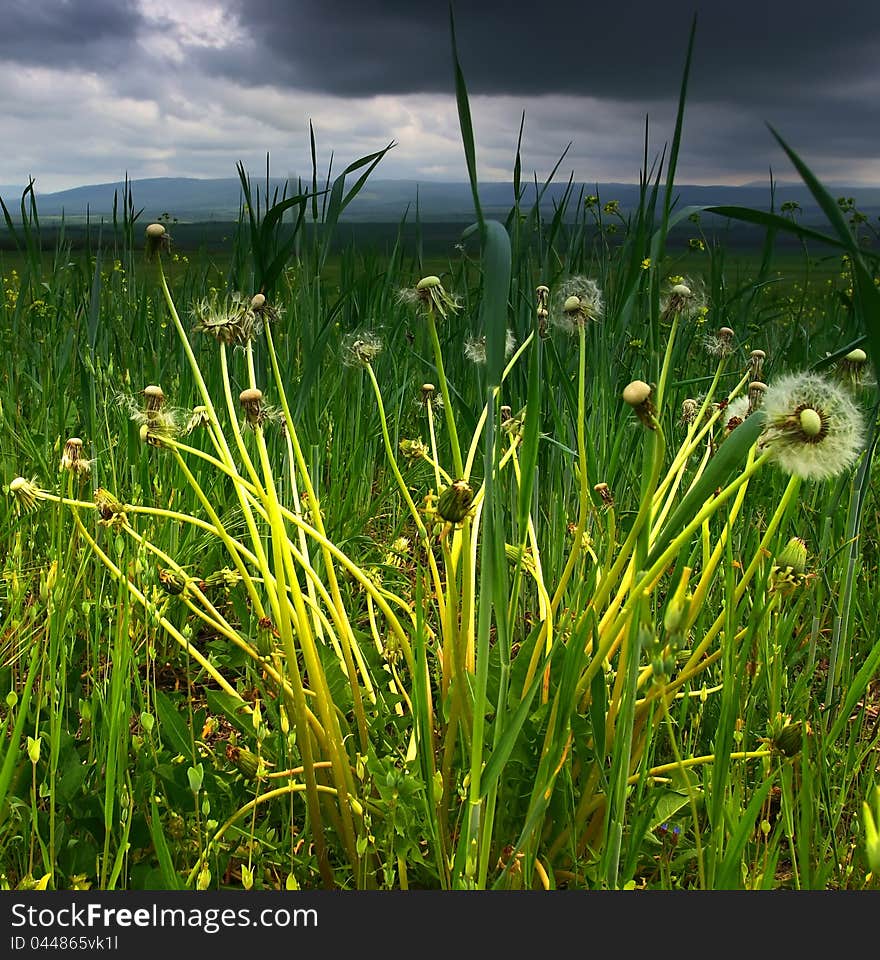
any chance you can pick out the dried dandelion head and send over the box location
[94,488,128,528]
[116,385,183,442]
[145,222,171,259]
[749,349,767,382]
[239,388,269,428]
[9,477,43,515]
[397,275,460,320]
[835,347,872,390]
[60,437,92,481]
[623,380,656,430]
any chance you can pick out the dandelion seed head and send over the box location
[552,277,604,332]
[464,335,487,364]
[759,372,864,480]
[662,276,707,319]
[191,293,260,346]
[342,330,383,366]
[704,326,737,358]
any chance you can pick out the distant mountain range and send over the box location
[2,176,879,224]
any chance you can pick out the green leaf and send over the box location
[148,796,181,889]
[154,690,194,760]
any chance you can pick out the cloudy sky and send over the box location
[2,0,878,193]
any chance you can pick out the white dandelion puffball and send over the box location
[759,372,864,480]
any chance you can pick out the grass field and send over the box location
[2,67,880,892]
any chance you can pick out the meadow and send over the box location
[2,57,880,891]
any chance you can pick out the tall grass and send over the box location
[2,38,880,891]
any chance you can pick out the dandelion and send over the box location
[680,398,699,426]
[536,284,550,338]
[184,405,211,435]
[661,278,707,321]
[144,222,171,259]
[464,336,487,364]
[192,293,259,347]
[384,537,411,568]
[835,346,871,390]
[239,388,271,428]
[703,326,736,358]
[343,330,383,367]
[623,380,656,430]
[552,277,604,333]
[594,482,615,507]
[758,372,864,480]
[398,276,460,320]
[249,292,283,327]
[8,477,43,515]
[749,348,767,381]
[399,438,429,461]
[94,488,128,528]
[436,480,474,524]
[770,536,813,596]
[60,437,92,482]
[116,385,182,441]
[415,383,443,415]
[748,381,768,413]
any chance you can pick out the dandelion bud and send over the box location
[772,721,805,758]
[535,285,550,309]
[500,405,512,423]
[250,293,266,310]
[671,283,692,298]
[417,275,441,291]
[845,347,867,364]
[421,383,435,399]
[776,537,808,576]
[564,295,581,314]
[157,567,186,596]
[623,380,656,429]
[771,536,811,595]
[239,387,265,427]
[436,480,474,524]
[225,743,262,779]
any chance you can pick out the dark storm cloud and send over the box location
[216,0,879,108]
[0,0,144,67]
